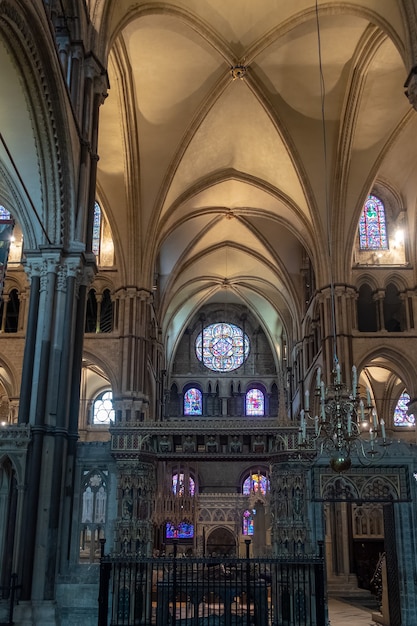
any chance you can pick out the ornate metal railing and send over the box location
[98,543,326,626]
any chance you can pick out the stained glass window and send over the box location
[92,202,101,257]
[93,390,114,424]
[359,195,388,250]
[184,388,202,415]
[242,510,255,536]
[172,473,195,497]
[246,388,264,416]
[0,206,11,219]
[393,390,415,427]
[195,322,250,372]
[242,473,269,496]
[166,522,194,539]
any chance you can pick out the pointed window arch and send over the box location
[357,283,377,331]
[359,195,388,250]
[393,390,415,427]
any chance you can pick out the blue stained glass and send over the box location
[166,522,194,539]
[393,391,415,427]
[0,206,11,219]
[246,389,264,416]
[242,473,269,496]
[242,510,255,536]
[359,195,388,250]
[184,388,202,415]
[195,322,250,372]
[92,202,101,256]
[172,473,195,497]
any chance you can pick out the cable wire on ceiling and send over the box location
[314,0,338,367]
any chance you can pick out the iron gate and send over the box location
[98,547,325,625]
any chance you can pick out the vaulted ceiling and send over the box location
[95,1,417,363]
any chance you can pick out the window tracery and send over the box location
[92,390,114,425]
[79,470,107,562]
[196,323,250,372]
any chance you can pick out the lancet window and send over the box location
[359,195,388,250]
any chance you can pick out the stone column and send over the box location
[116,287,154,410]
[17,252,89,603]
[0,293,8,332]
[375,291,385,331]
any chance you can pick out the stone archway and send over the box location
[206,526,236,556]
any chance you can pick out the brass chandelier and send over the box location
[298,360,389,472]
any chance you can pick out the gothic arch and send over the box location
[360,476,398,501]
[0,355,19,399]
[206,526,236,556]
[356,348,416,397]
[0,2,77,247]
[321,475,360,501]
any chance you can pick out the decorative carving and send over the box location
[231,65,247,80]
[159,435,171,452]
[206,435,218,452]
[183,435,196,452]
[115,462,156,555]
[229,436,242,452]
[269,467,310,555]
[317,468,402,501]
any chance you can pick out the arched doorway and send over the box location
[321,470,402,626]
[206,527,236,556]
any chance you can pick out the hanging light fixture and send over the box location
[298,362,389,472]
[297,3,390,472]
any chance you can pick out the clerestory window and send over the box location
[359,195,388,250]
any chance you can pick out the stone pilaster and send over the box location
[114,459,156,556]
[269,463,312,556]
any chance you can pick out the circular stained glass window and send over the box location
[195,322,250,372]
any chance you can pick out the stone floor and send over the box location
[328,597,378,626]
